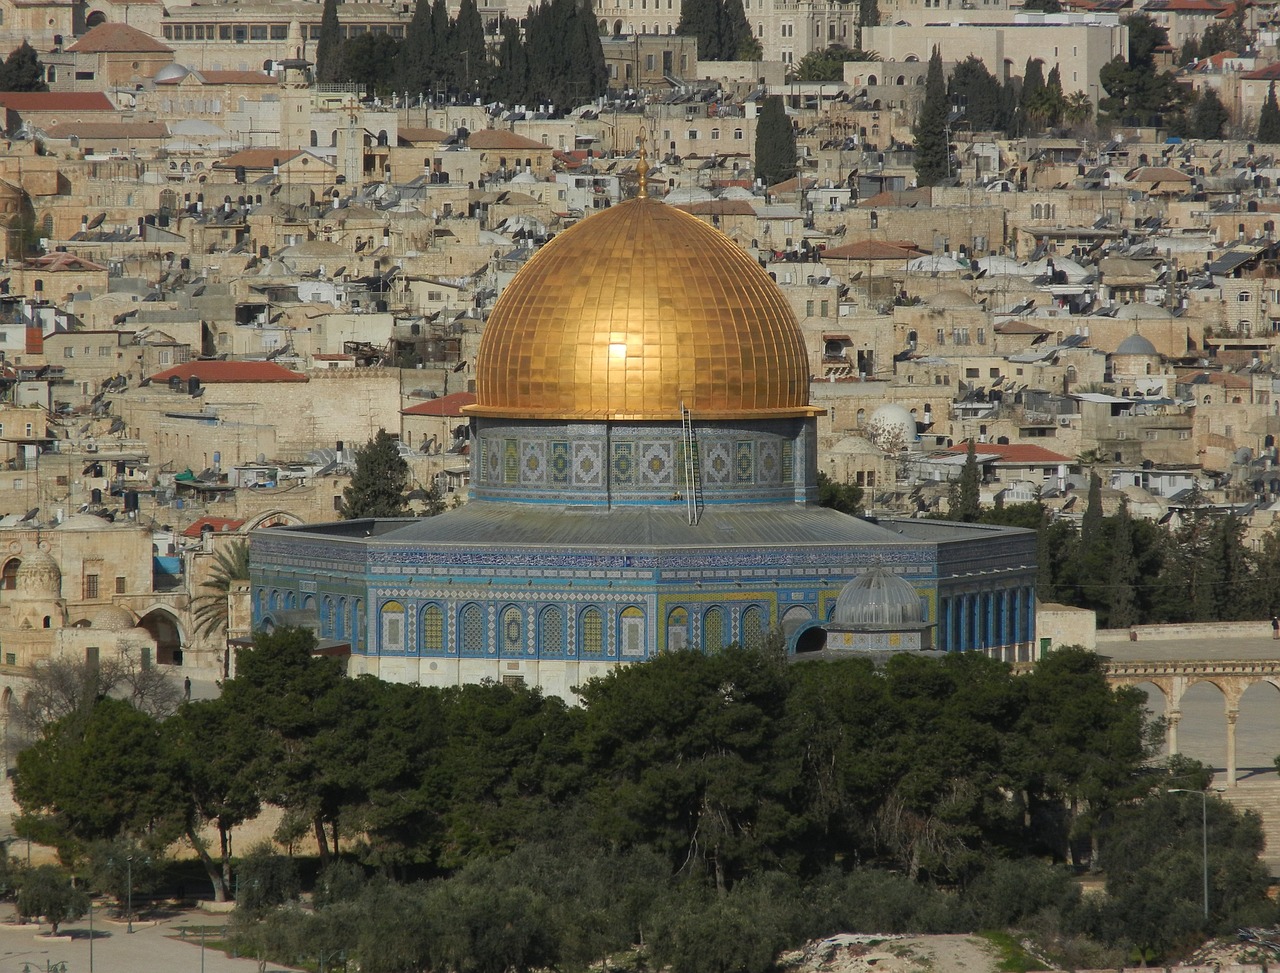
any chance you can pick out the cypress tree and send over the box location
[496,18,529,105]
[452,0,487,94]
[1044,64,1064,126]
[913,46,949,186]
[949,55,1004,132]
[1259,82,1280,142]
[314,0,343,84]
[721,0,757,59]
[754,94,796,187]
[1106,499,1138,629]
[1191,87,1229,138]
[950,438,981,523]
[859,0,879,28]
[398,0,436,96]
[1017,56,1046,133]
[430,0,451,90]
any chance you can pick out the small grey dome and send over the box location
[832,566,923,627]
[152,62,191,83]
[1115,332,1158,356]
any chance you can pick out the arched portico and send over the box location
[1106,660,1280,787]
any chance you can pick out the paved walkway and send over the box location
[0,903,300,973]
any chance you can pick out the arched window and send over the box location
[703,607,724,651]
[380,600,405,651]
[580,607,604,656]
[460,604,484,655]
[540,605,564,655]
[1,558,18,591]
[741,606,764,650]
[41,214,53,238]
[1239,291,1252,302]
[320,597,332,635]
[310,130,318,147]
[268,589,280,611]
[667,607,689,651]
[501,605,522,654]
[620,606,645,656]
[422,604,444,652]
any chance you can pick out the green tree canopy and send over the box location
[1190,87,1230,138]
[0,42,47,92]
[341,428,412,519]
[1259,82,1280,142]
[314,0,343,83]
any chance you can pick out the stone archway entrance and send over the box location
[137,608,183,665]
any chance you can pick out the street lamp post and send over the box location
[125,855,133,934]
[1168,788,1208,919]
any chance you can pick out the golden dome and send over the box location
[468,196,815,421]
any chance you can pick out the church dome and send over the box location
[16,549,61,596]
[1115,332,1158,356]
[91,604,136,631]
[467,194,814,421]
[832,565,923,627]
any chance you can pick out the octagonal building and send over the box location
[250,179,1037,699]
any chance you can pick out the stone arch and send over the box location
[137,607,184,665]
[245,509,303,530]
[0,558,18,591]
[459,602,485,656]
[421,603,444,652]
[702,606,725,651]
[539,604,565,656]
[579,606,604,657]
[500,603,523,654]
[86,9,107,26]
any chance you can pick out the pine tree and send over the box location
[754,95,796,187]
[0,42,46,92]
[1259,82,1280,143]
[913,46,949,186]
[341,430,412,519]
[314,0,343,84]
[949,55,1005,132]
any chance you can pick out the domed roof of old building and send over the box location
[16,549,61,596]
[1115,332,1158,356]
[866,403,917,450]
[91,604,136,631]
[467,177,813,422]
[832,565,923,627]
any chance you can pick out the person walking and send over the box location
[1272,616,1278,640]
[184,676,192,699]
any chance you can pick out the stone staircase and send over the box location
[1220,779,1280,875]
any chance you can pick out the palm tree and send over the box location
[1063,90,1093,125]
[191,540,250,638]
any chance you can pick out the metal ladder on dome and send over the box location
[680,402,703,526]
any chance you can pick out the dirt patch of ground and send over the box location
[779,934,1003,973]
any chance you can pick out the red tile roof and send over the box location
[67,22,172,53]
[398,127,449,143]
[945,441,1073,464]
[181,516,246,538]
[821,239,925,260]
[402,391,476,416]
[0,92,114,112]
[1244,62,1280,80]
[149,361,308,384]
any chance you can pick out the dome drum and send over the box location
[470,416,818,506]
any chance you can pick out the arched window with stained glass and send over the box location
[380,600,405,652]
[539,605,564,656]
[741,605,764,650]
[320,596,332,635]
[422,604,444,652]
[703,606,724,651]
[336,597,346,638]
[501,605,523,654]
[354,598,364,650]
[460,603,485,656]
[580,606,604,657]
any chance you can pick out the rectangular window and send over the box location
[936,328,945,344]
[194,25,205,39]
[233,25,247,42]
[84,574,99,600]
[270,24,287,39]
[99,346,110,357]
[308,24,322,38]
[55,475,68,486]
[63,347,73,358]
[502,674,526,687]
[4,653,13,666]
[115,576,125,594]
[385,615,403,649]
